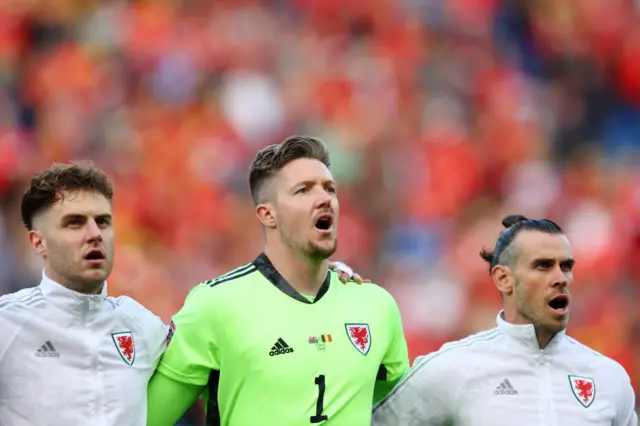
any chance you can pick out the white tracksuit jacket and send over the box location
[0,272,168,426]
[372,311,638,426]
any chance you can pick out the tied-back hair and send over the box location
[479,214,564,274]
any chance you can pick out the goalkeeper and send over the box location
[372,215,637,426]
[147,136,409,426]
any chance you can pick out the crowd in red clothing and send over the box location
[1,0,639,402]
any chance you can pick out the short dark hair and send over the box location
[480,215,564,274]
[21,160,114,230]
[248,135,331,205]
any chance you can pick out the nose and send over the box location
[313,188,333,210]
[86,219,103,243]
[551,266,569,288]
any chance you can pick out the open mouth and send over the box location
[547,294,569,314]
[314,214,333,232]
[84,250,105,261]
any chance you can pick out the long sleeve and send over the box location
[614,368,638,426]
[371,355,462,426]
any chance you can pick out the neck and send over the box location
[45,267,104,295]
[264,243,328,297]
[502,307,556,349]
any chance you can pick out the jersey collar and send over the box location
[252,253,331,304]
[40,270,107,313]
[496,310,566,350]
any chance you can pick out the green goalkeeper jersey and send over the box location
[154,253,409,426]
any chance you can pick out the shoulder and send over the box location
[191,262,262,298]
[0,287,45,313]
[110,295,166,335]
[564,336,631,380]
[176,262,262,313]
[414,328,502,371]
[338,277,398,307]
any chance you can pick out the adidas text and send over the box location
[494,388,518,395]
[269,338,294,356]
[269,347,294,356]
[494,379,518,395]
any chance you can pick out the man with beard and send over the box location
[371,215,637,426]
[147,136,409,426]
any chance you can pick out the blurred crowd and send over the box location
[1,0,639,407]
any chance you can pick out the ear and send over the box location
[256,202,277,229]
[28,229,46,256]
[491,264,514,295]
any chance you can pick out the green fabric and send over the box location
[150,264,409,426]
[146,371,202,426]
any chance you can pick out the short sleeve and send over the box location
[379,296,409,383]
[155,284,222,386]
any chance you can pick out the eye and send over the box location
[296,187,309,194]
[326,186,336,194]
[535,261,553,270]
[67,219,81,227]
[97,218,112,227]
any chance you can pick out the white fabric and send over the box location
[372,310,637,426]
[0,271,168,426]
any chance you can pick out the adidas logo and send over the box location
[35,341,60,358]
[494,378,518,395]
[269,338,294,356]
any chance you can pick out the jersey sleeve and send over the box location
[155,283,221,386]
[147,314,169,372]
[0,300,25,362]
[614,365,638,426]
[372,352,462,426]
[379,294,409,383]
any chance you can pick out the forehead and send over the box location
[275,158,333,187]
[49,190,112,216]
[514,231,573,262]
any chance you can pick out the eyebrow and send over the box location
[61,213,113,222]
[291,179,336,189]
[531,257,575,267]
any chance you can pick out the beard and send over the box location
[281,229,337,261]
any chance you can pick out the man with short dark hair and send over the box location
[0,161,169,426]
[147,135,410,426]
[372,215,637,426]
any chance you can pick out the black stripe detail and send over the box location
[275,342,283,350]
[46,341,55,351]
[252,253,331,304]
[206,369,221,426]
[207,267,257,287]
[217,263,254,280]
[277,338,288,348]
[376,365,388,381]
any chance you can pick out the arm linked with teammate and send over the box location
[147,284,220,426]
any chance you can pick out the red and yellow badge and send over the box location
[569,375,596,408]
[112,331,136,366]
[345,323,371,355]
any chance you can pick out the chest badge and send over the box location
[569,375,596,408]
[112,331,136,366]
[345,323,371,355]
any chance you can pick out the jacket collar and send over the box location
[40,270,107,313]
[496,310,566,351]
